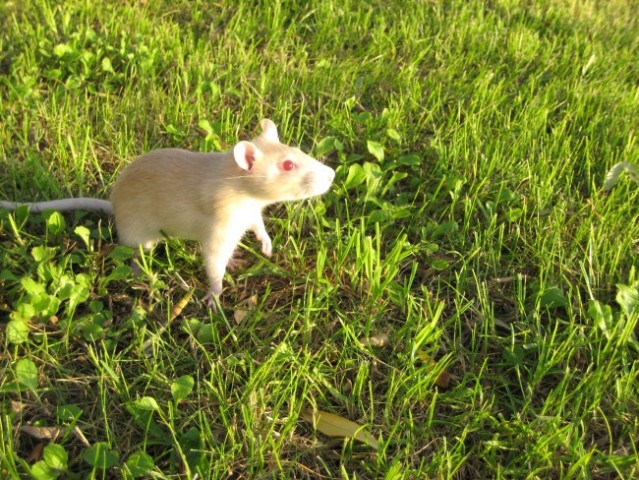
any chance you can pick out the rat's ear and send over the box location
[260,119,280,143]
[233,141,263,171]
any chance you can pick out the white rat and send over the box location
[1,119,335,307]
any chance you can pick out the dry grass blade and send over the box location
[142,289,195,355]
[169,288,195,322]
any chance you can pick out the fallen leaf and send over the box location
[10,400,25,413]
[26,442,45,463]
[233,295,258,324]
[243,295,258,308]
[302,409,379,450]
[359,333,389,348]
[417,353,450,388]
[20,426,61,440]
[233,309,248,324]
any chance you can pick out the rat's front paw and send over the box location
[260,235,273,257]
[227,251,249,271]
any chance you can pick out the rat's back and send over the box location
[110,148,236,248]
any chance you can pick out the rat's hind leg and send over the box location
[201,235,241,308]
[226,252,248,271]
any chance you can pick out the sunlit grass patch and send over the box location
[1,0,639,478]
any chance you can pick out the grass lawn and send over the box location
[1,0,638,478]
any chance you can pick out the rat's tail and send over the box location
[0,198,114,215]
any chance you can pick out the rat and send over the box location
[0,119,335,307]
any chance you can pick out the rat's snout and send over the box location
[304,162,335,197]
[325,165,336,185]
[319,163,335,192]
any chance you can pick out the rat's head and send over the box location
[233,119,335,203]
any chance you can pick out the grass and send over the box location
[1,0,639,478]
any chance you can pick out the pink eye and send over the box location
[282,160,296,171]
